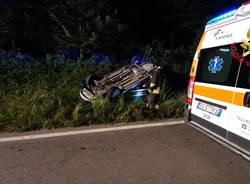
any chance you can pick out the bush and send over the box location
[160,93,186,119]
[0,59,186,132]
[91,96,113,123]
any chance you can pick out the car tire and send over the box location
[106,87,121,100]
[86,75,99,88]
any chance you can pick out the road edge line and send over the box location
[0,121,184,142]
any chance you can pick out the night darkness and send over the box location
[0,0,249,133]
[0,0,246,57]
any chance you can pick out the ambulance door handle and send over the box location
[243,92,250,108]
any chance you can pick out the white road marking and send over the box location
[0,121,184,142]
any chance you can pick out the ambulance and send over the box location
[185,1,250,160]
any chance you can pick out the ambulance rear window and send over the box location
[196,45,240,86]
[237,54,250,89]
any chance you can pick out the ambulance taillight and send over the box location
[187,76,195,104]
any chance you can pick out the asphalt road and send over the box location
[0,123,249,184]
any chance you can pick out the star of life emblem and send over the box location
[208,56,223,74]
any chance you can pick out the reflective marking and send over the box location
[0,121,184,142]
[194,84,244,106]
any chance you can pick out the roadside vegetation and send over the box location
[1,0,229,132]
[0,56,186,132]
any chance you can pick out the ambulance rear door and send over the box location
[227,46,250,156]
[191,43,240,140]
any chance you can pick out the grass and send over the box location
[0,59,186,132]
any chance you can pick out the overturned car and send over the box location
[80,62,155,101]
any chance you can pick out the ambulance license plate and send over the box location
[197,102,223,117]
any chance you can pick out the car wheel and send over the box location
[86,75,99,88]
[107,87,121,100]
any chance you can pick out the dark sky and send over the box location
[112,0,245,46]
[0,0,246,56]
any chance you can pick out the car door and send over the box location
[191,44,241,139]
[227,43,250,154]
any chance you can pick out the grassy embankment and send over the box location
[0,59,185,132]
